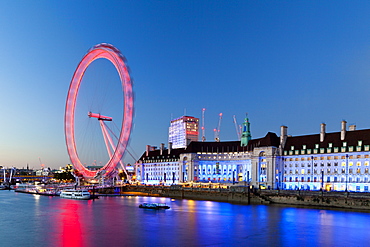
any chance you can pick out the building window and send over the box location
[343,142,347,147]
[357,168,361,174]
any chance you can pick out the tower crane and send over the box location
[233,115,242,140]
[214,113,223,142]
[201,108,206,142]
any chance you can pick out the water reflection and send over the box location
[57,200,85,247]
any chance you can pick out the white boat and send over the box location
[59,189,91,200]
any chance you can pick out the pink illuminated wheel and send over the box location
[65,43,133,179]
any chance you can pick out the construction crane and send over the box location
[201,108,206,142]
[39,157,44,168]
[214,113,223,142]
[233,115,242,140]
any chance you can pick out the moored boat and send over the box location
[0,184,9,190]
[59,189,91,200]
[139,203,170,209]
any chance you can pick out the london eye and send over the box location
[65,43,134,180]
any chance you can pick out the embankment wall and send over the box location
[119,185,370,210]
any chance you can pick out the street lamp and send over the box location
[321,170,324,191]
[279,156,284,190]
[311,156,314,190]
[346,154,349,192]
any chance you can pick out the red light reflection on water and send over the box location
[57,201,86,247]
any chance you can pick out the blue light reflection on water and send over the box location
[0,191,370,246]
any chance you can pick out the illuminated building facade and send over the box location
[135,143,182,184]
[281,121,370,192]
[136,119,370,192]
[168,116,199,149]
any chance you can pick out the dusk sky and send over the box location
[1,1,370,169]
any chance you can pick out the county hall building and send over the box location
[135,117,370,192]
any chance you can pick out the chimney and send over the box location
[146,145,150,156]
[160,143,165,155]
[320,123,326,142]
[349,124,356,131]
[341,120,347,140]
[280,126,288,149]
[168,142,172,155]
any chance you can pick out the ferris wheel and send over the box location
[64,43,134,179]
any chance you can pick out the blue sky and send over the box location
[1,1,370,169]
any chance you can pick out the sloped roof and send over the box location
[138,132,281,161]
[284,129,370,151]
[243,132,280,151]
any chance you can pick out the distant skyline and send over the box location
[1,1,370,169]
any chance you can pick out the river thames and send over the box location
[1,191,370,247]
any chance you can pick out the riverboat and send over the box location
[59,189,91,200]
[139,203,170,209]
[0,184,9,190]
